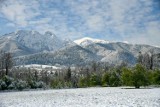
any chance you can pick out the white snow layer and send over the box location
[20,64,60,69]
[74,37,109,46]
[0,87,160,107]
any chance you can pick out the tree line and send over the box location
[0,51,160,90]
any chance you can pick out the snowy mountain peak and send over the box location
[1,30,160,66]
[74,37,109,46]
[0,30,67,53]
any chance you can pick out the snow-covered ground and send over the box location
[15,64,61,70]
[0,87,160,107]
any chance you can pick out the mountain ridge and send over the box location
[0,30,160,66]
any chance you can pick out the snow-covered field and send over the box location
[0,87,160,107]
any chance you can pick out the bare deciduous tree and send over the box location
[0,51,13,76]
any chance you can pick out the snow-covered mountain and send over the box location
[0,30,66,56]
[83,42,160,65]
[74,37,109,46]
[0,30,160,66]
[14,45,100,66]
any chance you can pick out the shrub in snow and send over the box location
[78,76,90,88]
[90,74,101,86]
[51,80,63,89]
[64,82,72,88]
[28,80,37,89]
[132,64,148,88]
[16,80,28,91]
[0,76,15,90]
[56,82,63,89]
[28,80,46,89]
[153,69,160,85]
[2,76,14,87]
[36,81,46,88]
[8,81,16,90]
[109,72,121,87]
[0,79,7,90]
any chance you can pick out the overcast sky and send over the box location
[0,0,160,46]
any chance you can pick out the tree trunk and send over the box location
[150,55,153,70]
[5,63,8,75]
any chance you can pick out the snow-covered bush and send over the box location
[3,76,14,87]
[64,82,72,88]
[0,76,29,90]
[28,80,46,89]
[0,79,7,90]
[8,81,16,90]
[28,80,36,89]
[51,80,62,89]
[0,75,46,90]
[16,80,28,90]
[56,81,65,89]
[35,81,46,88]
[0,76,15,90]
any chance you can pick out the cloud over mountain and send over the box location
[0,0,160,46]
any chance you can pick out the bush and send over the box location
[90,74,101,86]
[0,76,15,90]
[36,81,46,88]
[121,67,133,86]
[64,82,73,88]
[8,81,16,90]
[109,71,121,87]
[51,79,61,88]
[153,69,160,85]
[0,79,7,90]
[27,80,46,89]
[3,76,14,87]
[16,80,28,90]
[0,76,46,91]
[51,79,73,89]
[28,80,37,89]
[102,72,110,86]
[132,64,149,88]
[78,76,89,88]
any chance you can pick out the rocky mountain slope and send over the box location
[0,30,160,66]
[14,45,100,66]
[0,30,65,56]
